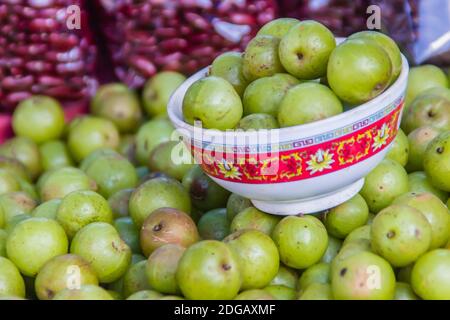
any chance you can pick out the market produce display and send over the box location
[0,15,449,302]
[182,19,402,130]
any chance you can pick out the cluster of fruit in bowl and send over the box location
[182,18,403,131]
[0,30,449,300]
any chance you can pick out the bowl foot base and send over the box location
[251,178,365,215]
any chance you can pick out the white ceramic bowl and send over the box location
[168,53,409,215]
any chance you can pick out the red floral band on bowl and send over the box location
[191,98,403,184]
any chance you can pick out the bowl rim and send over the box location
[168,46,409,140]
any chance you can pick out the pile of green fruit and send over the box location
[0,21,449,301]
[182,18,402,131]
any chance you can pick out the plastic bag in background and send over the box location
[95,0,278,88]
[374,0,450,67]
[277,0,370,36]
[0,0,98,113]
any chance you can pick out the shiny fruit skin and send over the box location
[34,254,98,300]
[279,20,336,80]
[324,194,369,239]
[230,207,281,236]
[272,215,328,269]
[67,116,120,163]
[12,96,65,144]
[394,282,419,300]
[386,129,409,166]
[126,290,162,300]
[70,222,131,283]
[234,289,274,300]
[408,171,448,203]
[321,236,342,264]
[393,192,450,249]
[38,167,96,202]
[371,204,431,267]
[148,141,194,181]
[135,118,174,165]
[52,285,113,300]
[298,262,330,291]
[242,35,285,82]
[264,285,297,300]
[6,217,68,276]
[278,82,343,127]
[411,249,450,300]
[142,71,186,117]
[0,137,42,180]
[225,229,279,290]
[243,73,300,117]
[424,131,450,192]
[406,126,443,172]
[348,31,402,85]
[269,265,298,289]
[39,140,74,171]
[129,177,191,228]
[140,208,199,257]
[257,18,300,38]
[114,217,140,254]
[298,283,333,300]
[145,244,185,295]
[327,39,392,105]
[0,191,36,223]
[182,76,243,130]
[56,190,113,238]
[331,251,396,300]
[237,113,279,130]
[176,240,241,300]
[197,208,230,241]
[360,159,409,213]
[210,52,248,97]
[0,257,25,298]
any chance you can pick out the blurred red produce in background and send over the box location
[95,0,278,88]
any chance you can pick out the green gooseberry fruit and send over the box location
[182,76,243,130]
[371,204,431,267]
[0,169,21,196]
[210,52,248,97]
[52,285,113,300]
[272,215,328,269]
[6,217,68,276]
[140,207,199,257]
[234,289,274,300]
[237,113,279,130]
[122,260,151,298]
[224,229,279,290]
[298,283,333,300]
[279,20,336,80]
[269,265,298,289]
[408,171,448,203]
[0,156,30,182]
[32,199,61,220]
[405,65,448,108]
[142,71,186,117]
[298,262,330,291]
[197,208,230,241]
[129,176,191,228]
[327,39,392,105]
[56,190,113,238]
[406,126,443,172]
[230,206,281,236]
[39,140,74,171]
[67,116,120,163]
[278,82,343,127]
[114,217,140,254]
[12,95,65,144]
[331,251,395,300]
[148,141,194,181]
[348,31,402,85]
[360,159,409,213]
[226,193,252,221]
[182,165,230,212]
[126,290,162,300]
[91,83,130,114]
[411,249,450,300]
[176,240,241,300]
[393,192,450,249]
[264,285,297,300]
[394,282,419,300]
[386,129,409,166]
[243,73,300,117]
[108,188,133,219]
[424,131,450,191]
[324,194,369,239]
[320,235,342,264]
[0,137,42,180]
[70,222,131,283]
[34,254,98,300]
[0,191,36,223]
[145,244,185,295]
[135,118,174,165]
[38,167,97,201]
[0,257,26,298]
[257,18,300,38]
[242,35,285,82]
